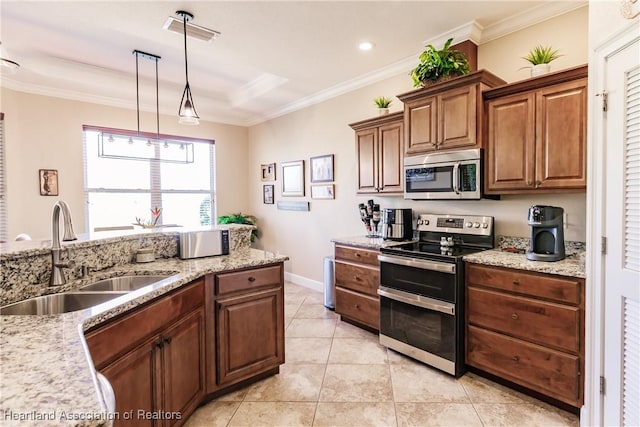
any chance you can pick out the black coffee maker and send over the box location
[526,205,565,262]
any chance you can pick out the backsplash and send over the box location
[0,224,254,306]
[498,235,585,257]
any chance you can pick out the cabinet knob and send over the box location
[512,279,520,285]
[526,180,532,186]
[535,180,541,187]
[512,356,520,362]
[511,313,519,320]
[248,276,256,282]
[355,304,361,310]
[164,337,172,345]
[354,253,361,257]
[353,276,360,281]
[156,339,164,349]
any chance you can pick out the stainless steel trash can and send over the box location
[323,255,335,310]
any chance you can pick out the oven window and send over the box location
[380,261,456,302]
[380,296,456,362]
[405,166,453,193]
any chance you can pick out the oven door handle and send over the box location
[378,254,456,274]
[378,286,455,315]
[453,162,460,194]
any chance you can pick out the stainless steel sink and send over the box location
[77,275,172,292]
[0,292,127,315]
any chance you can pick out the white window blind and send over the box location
[623,65,640,427]
[82,127,216,232]
[0,113,7,242]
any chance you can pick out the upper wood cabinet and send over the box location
[349,111,404,195]
[484,65,588,194]
[397,70,506,156]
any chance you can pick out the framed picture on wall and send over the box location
[281,160,304,196]
[311,184,335,199]
[261,163,276,181]
[310,154,334,183]
[39,169,59,196]
[263,184,274,204]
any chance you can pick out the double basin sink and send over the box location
[0,275,174,316]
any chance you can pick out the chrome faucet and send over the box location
[50,201,78,286]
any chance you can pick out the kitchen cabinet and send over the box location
[334,244,380,331]
[212,264,285,388]
[397,70,505,156]
[86,279,206,427]
[465,263,585,408]
[349,111,404,194]
[484,65,587,194]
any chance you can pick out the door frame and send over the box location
[584,21,640,427]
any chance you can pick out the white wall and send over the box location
[248,7,589,285]
[1,88,249,240]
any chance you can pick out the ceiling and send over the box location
[0,1,586,127]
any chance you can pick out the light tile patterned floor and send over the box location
[185,282,579,427]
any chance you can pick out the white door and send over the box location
[603,34,640,427]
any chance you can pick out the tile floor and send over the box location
[185,282,580,427]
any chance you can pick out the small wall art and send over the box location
[261,163,276,181]
[263,184,274,204]
[310,154,334,183]
[311,184,335,199]
[39,169,59,196]
[281,160,304,196]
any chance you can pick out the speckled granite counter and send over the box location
[463,236,586,278]
[331,235,412,250]
[0,248,288,427]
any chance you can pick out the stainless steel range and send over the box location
[377,213,494,377]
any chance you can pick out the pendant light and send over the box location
[177,10,199,125]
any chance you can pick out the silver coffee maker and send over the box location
[526,205,565,262]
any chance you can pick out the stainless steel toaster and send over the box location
[179,229,230,259]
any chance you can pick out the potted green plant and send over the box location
[409,38,470,87]
[522,45,562,77]
[374,96,392,115]
[217,212,258,242]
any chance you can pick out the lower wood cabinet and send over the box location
[86,279,206,427]
[334,244,380,330]
[465,262,585,408]
[86,262,286,426]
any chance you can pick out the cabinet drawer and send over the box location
[466,263,581,304]
[335,287,379,330]
[467,325,581,406]
[86,278,205,369]
[468,287,579,353]
[335,245,379,266]
[335,260,379,297]
[216,264,282,295]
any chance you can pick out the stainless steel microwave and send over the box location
[404,148,482,200]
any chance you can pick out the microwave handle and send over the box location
[452,162,460,194]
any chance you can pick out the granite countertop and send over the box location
[463,249,586,279]
[331,235,413,250]
[0,248,288,427]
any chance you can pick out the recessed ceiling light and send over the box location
[359,41,374,51]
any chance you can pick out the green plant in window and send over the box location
[217,212,258,242]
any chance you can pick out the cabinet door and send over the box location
[438,84,478,150]
[101,337,161,427]
[405,96,437,155]
[485,92,536,192]
[163,309,206,427]
[378,121,404,193]
[355,128,379,194]
[535,79,587,190]
[216,288,284,386]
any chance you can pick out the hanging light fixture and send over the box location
[98,49,194,163]
[177,10,199,125]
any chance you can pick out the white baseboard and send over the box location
[284,272,323,293]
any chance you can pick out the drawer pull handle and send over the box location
[248,276,256,282]
[354,253,361,257]
[511,313,519,320]
[512,279,520,285]
[355,304,360,310]
[512,356,519,362]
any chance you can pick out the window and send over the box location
[83,126,215,232]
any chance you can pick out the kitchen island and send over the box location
[0,229,288,427]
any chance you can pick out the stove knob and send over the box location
[423,219,429,225]
[417,219,423,225]
[465,222,472,228]
[482,223,489,229]
[473,222,480,228]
